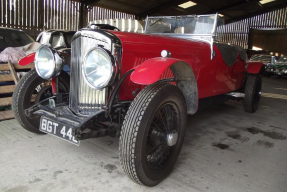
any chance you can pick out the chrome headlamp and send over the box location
[82,48,116,89]
[35,45,64,79]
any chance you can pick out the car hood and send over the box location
[109,31,207,50]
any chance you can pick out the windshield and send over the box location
[145,15,219,35]
[0,29,34,51]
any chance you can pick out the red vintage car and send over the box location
[12,14,263,186]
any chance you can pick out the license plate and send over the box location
[39,117,80,145]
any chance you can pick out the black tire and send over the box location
[119,82,187,186]
[244,74,262,113]
[12,69,69,134]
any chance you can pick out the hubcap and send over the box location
[254,78,262,104]
[166,130,178,146]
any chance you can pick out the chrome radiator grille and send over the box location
[69,31,111,115]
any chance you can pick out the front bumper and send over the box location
[25,96,117,140]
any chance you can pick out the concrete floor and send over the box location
[0,77,286,192]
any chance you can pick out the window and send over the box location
[0,29,34,51]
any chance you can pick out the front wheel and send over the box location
[244,74,262,113]
[12,69,70,134]
[119,82,187,186]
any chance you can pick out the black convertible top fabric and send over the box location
[215,43,246,66]
[234,45,247,63]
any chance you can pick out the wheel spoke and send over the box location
[146,102,179,169]
[152,145,170,167]
[147,142,163,155]
[150,144,166,165]
[155,147,171,167]
[169,107,174,132]
[159,109,168,133]
[151,121,165,132]
[163,106,170,132]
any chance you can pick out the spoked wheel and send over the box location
[244,74,262,113]
[120,82,187,186]
[12,69,69,134]
[32,81,53,103]
[147,103,179,169]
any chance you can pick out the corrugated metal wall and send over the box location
[42,0,80,31]
[0,0,135,38]
[0,0,286,45]
[0,0,81,32]
[89,19,144,33]
[87,6,135,22]
[217,7,287,49]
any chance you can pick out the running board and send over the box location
[226,92,245,98]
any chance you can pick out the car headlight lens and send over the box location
[35,46,64,79]
[83,48,115,89]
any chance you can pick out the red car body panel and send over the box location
[21,31,258,102]
[51,77,57,94]
[19,52,36,66]
[130,58,182,85]
[110,31,247,100]
[246,62,264,74]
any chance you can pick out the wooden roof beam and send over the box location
[84,0,101,7]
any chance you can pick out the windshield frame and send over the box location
[144,14,220,60]
[144,14,219,36]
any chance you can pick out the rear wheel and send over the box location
[12,69,69,134]
[119,82,187,186]
[244,74,262,113]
